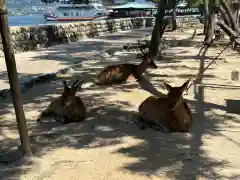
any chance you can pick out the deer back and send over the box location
[138,79,193,132]
[138,96,178,130]
[97,46,157,85]
[97,63,137,85]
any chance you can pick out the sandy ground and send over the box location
[0,28,240,180]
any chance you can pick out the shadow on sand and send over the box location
[1,28,240,180]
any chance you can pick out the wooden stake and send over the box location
[0,0,32,156]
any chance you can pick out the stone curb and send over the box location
[0,66,76,100]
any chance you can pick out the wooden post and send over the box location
[0,0,32,156]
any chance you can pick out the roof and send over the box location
[112,2,157,9]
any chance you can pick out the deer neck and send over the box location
[169,97,188,124]
[136,60,148,74]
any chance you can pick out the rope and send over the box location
[202,42,232,74]
[186,42,233,92]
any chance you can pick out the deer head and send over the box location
[163,79,190,111]
[138,41,157,69]
[61,80,84,107]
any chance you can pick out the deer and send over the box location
[94,46,157,85]
[135,79,193,133]
[36,79,86,124]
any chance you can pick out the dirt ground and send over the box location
[0,27,240,180]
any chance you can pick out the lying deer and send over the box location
[136,79,193,133]
[94,48,157,85]
[36,80,86,124]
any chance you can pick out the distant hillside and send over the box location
[6,0,56,16]
[7,0,45,8]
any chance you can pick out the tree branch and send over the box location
[220,0,238,31]
[217,20,240,45]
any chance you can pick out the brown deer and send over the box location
[136,79,193,133]
[36,80,86,124]
[94,47,157,85]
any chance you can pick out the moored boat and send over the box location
[43,0,110,21]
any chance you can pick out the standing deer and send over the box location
[94,47,157,85]
[136,79,193,133]
[36,80,86,124]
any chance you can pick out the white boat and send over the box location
[43,0,110,21]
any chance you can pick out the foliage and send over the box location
[150,0,202,8]
[185,0,203,7]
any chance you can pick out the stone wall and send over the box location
[0,16,200,56]
[0,17,154,56]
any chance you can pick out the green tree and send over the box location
[171,0,177,31]
[149,0,182,57]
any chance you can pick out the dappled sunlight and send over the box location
[0,27,240,179]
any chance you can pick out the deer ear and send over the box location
[62,81,69,90]
[74,80,84,89]
[180,79,190,94]
[72,80,80,88]
[62,81,70,92]
[163,82,172,91]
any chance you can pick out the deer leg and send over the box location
[150,123,171,133]
[54,115,67,124]
[135,113,151,130]
[132,70,142,82]
[135,119,148,130]
[36,110,49,124]
[134,116,145,129]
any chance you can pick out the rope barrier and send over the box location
[186,41,233,92]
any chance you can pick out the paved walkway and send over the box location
[0,28,153,89]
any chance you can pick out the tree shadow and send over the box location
[146,71,216,80]
[1,28,239,179]
[1,74,239,179]
[204,83,240,90]
[0,71,44,90]
[162,54,225,62]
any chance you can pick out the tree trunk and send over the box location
[0,1,32,156]
[203,0,210,35]
[217,20,240,44]
[230,1,240,49]
[197,2,216,84]
[149,0,167,58]
[236,2,240,27]
[205,3,217,44]
[172,0,177,31]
